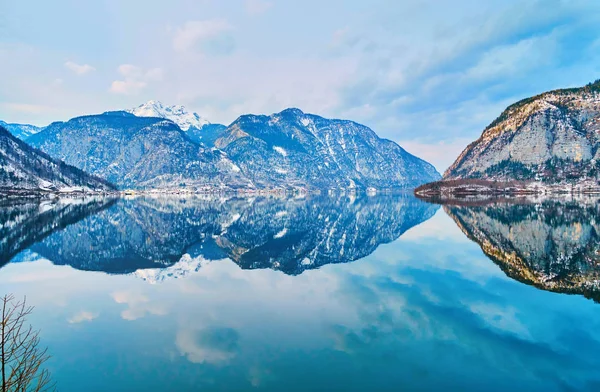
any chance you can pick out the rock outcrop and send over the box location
[417,80,600,195]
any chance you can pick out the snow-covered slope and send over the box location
[128,100,210,131]
[0,125,115,193]
[216,108,441,190]
[28,111,251,191]
[27,106,440,191]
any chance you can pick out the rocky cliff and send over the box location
[418,80,600,195]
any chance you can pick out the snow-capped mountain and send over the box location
[28,111,251,190]
[0,120,44,140]
[216,108,441,190]
[128,100,210,131]
[26,106,440,191]
[0,125,115,194]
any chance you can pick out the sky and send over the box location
[1,0,600,171]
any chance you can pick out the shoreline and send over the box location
[414,179,600,198]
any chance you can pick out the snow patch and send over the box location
[273,146,287,157]
[273,228,288,238]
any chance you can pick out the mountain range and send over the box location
[17,102,440,192]
[27,111,251,191]
[417,80,600,196]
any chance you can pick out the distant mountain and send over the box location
[215,108,441,190]
[24,194,439,277]
[27,106,439,191]
[417,80,600,195]
[28,111,251,190]
[128,100,210,131]
[445,199,600,302]
[0,126,115,194]
[127,101,228,147]
[0,120,44,140]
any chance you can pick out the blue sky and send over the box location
[1,0,599,170]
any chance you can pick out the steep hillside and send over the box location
[0,126,115,194]
[418,80,600,195]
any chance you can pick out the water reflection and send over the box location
[0,197,115,266]
[442,197,600,302]
[6,194,439,277]
[1,195,600,391]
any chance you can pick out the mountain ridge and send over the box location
[25,105,440,191]
[0,120,44,140]
[28,111,251,191]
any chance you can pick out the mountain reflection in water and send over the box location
[2,194,600,391]
[4,194,439,278]
[442,197,600,302]
[0,197,116,266]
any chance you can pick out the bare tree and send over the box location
[1,295,54,392]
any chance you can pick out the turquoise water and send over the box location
[1,195,599,391]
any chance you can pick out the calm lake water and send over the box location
[1,194,599,391]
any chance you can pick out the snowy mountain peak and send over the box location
[128,101,210,131]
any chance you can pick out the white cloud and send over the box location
[68,311,99,324]
[109,79,147,95]
[172,19,233,52]
[245,0,273,16]
[117,64,143,78]
[112,290,168,320]
[109,64,164,95]
[64,61,96,75]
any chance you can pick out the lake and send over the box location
[1,194,599,391]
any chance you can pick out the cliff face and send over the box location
[445,200,600,302]
[421,81,600,195]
